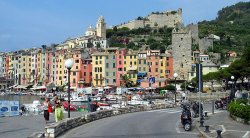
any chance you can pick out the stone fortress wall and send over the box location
[117,8,182,29]
[170,28,192,80]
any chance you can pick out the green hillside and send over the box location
[199,2,250,54]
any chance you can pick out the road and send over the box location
[62,108,201,138]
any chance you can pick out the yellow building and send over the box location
[124,50,138,84]
[20,53,31,85]
[36,51,43,84]
[92,52,107,87]
[56,54,65,86]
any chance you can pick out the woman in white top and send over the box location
[43,98,50,123]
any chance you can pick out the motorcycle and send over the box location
[215,97,228,110]
[191,101,203,118]
[181,104,192,131]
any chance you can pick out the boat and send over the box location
[127,95,150,106]
[96,106,112,111]
[23,100,43,114]
[106,94,117,101]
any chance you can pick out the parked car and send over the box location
[62,102,77,111]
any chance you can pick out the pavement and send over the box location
[196,110,250,138]
[0,111,87,138]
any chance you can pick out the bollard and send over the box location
[204,125,210,133]
[199,120,204,127]
[204,112,208,117]
[216,130,223,138]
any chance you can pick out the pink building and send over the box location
[116,48,126,86]
[80,59,92,88]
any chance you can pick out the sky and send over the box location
[0,0,249,52]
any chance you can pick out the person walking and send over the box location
[54,96,64,122]
[43,98,50,123]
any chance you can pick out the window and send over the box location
[73,78,76,84]
[113,72,115,76]
[118,68,122,71]
[124,56,126,59]
[119,61,122,65]
[130,62,132,65]
[75,60,79,63]
[99,61,102,64]
[161,62,163,66]
[100,67,102,72]
[139,67,141,71]
[166,70,170,74]
[160,70,163,73]
[134,55,136,59]
[130,55,132,59]
[124,67,126,71]
[155,62,158,65]
[84,72,86,76]
[95,74,98,79]
[95,67,98,72]
[113,79,116,83]
[144,60,146,64]
[84,66,86,69]
[96,56,98,60]
[134,61,136,65]
[73,72,76,76]
[95,61,98,65]
[119,55,121,59]
[156,68,158,72]
[106,56,109,59]
[113,63,115,68]
[124,61,126,64]
[76,66,78,69]
[106,63,109,68]
[100,56,102,59]
[166,62,169,66]
[113,55,115,59]
[139,60,141,64]
[106,72,109,76]
[143,67,146,71]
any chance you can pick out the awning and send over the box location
[137,72,147,77]
[9,84,18,89]
[104,86,112,89]
[137,79,142,83]
[31,86,47,90]
[15,85,28,89]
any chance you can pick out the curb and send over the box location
[196,122,211,138]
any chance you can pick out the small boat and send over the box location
[106,94,117,101]
[96,106,112,111]
[23,100,43,114]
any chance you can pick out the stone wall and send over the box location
[117,9,182,30]
[40,104,173,138]
[199,37,213,53]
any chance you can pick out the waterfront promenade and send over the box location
[0,112,86,138]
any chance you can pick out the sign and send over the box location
[149,77,155,84]
[9,101,19,116]
[0,101,19,117]
[0,101,10,117]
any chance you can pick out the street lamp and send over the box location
[230,75,235,102]
[173,73,178,105]
[65,59,74,118]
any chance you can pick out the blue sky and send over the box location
[0,0,248,52]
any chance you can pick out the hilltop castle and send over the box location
[116,8,182,29]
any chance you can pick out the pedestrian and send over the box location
[43,98,50,123]
[54,96,64,122]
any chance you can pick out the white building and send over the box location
[199,54,209,62]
